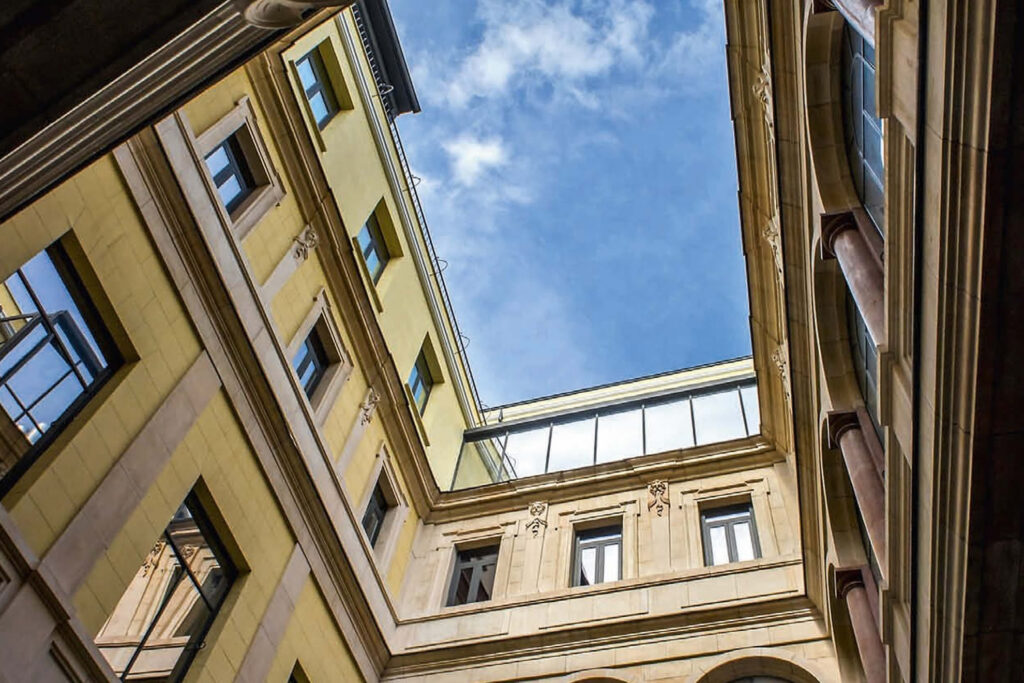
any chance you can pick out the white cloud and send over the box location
[443,135,509,186]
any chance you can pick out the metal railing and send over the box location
[351,4,486,418]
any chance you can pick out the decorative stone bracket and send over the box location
[293,224,320,261]
[235,0,355,29]
[526,502,548,537]
[647,481,670,517]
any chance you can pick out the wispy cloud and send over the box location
[443,135,508,186]
[394,0,749,405]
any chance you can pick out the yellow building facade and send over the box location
[0,0,1017,681]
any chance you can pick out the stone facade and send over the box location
[0,0,1019,681]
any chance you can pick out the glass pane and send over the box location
[733,521,756,562]
[547,417,595,473]
[503,425,550,478]
[709,525,729,566]
[364,249,382,281]
[644,398,694,453]
[216,174,242,208]
[310,92,329,125]
[595,408,642,463]
[205,145,229,177]
[452,437,507,489]
[477,561,496,601]
[579,546,597,586]
[740,384,760,435]
[453,566,472,604]
[603,543,620,582]
[692,389,746,445]
[296,57,316,90]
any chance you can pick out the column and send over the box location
[829,411,886,569]
[836,567,886,682]
[822,212,885,345]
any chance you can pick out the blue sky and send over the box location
[390,0,750,408]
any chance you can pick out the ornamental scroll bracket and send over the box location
[359,388,381,426]
[762,214,785,289]
[647,480,670,517]
[753,51,775,137]
[293,224,319,261]
[771,345,791,405]
[525,502,548,537]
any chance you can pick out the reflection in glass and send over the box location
[548,417,595,472]
[0,244,118,485]
[574,525,622,586]
[503,425,550,478]
[595,409,642,463]
[733,521,755,562]
[446,545,499,606]
[692,390,746,445]
[701,504,760,567]
[740,384,760,435]
[709,525,730,566]
[95,494,236,682]
[644,398,694,454]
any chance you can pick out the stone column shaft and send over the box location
[837,568,887,682]
[823,212,885,345]
[829,412,886,570]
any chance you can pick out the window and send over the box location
[0,241,120,492]
[296,47,339,129]
[204,134,256,214]
[356,214,390,284]
[408,351,433,414]
[846,291,881,444]
[95,493,237,682]
[702,504,761,566]
[573,524,622,586]
[361,483,390,547]
[841,22,884,234]
[292,329,329,400]
[446,544,499,606]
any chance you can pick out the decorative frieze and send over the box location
[762,214,784,288]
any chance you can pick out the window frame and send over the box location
[203,134,256,214]
[361,483,389,548]
[296,46,340,129]
[292,328,330,400]
[189,96,285,240]
[408,351,433,415]
[571,523,623,587]
[700,503,762,566]
[0,239,123,496]
[97,491,238,682]
[845,290,882,445]
[446,544,501,607]
[841,21,884,235]
[356,213,390,284]
[285,290,352,426]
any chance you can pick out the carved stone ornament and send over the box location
[762,214,785,288]
[141,541,166,577]
[235,0,355,29]
[647,480,670,517]
[772,346,791,404]
[359,388,381,426]
[526,502,548,537]
[753,52,775,136]
[293,225,320,261]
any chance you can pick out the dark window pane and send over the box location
[408,352,433,414]
[361,485,389,547]
[841,22,885,237]
[292,331,329,400]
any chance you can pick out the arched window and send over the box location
[846,291,881,443]
[841,23,884,235]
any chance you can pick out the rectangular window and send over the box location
[408,351,433,415]
[361,483,390,547]
[447,545,499,606]
[701,504,760,566]
[573,524,622,587]
[356,214,390,284]
[296,47,339,129]
[96,493,237,681]
[0,242,120,492]
[292,329,329,400]
[204,134,256,214]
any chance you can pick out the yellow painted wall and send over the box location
[0,155,202,557]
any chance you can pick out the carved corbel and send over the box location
[236,0,355,29]
[359,388,381,426]
[647,480,670,517]
[762,214,784,288]
[771,345,791,404]
[752,52,775,137]
[525,502,548,537]
[293,224,320,261]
